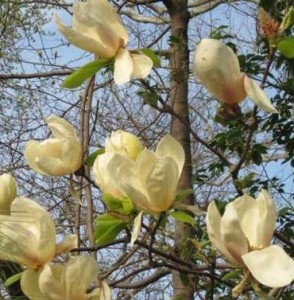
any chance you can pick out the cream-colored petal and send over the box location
[105,130,143,160]
[55,234,78,256]
[31,139,81,176]
[131,211,143,245]
[206,201,240,265]
[243,75,278,113]
[87,280,112,300]
[155,134,185,177]
[227,194,258,247]
[193,38,246,104]
[39,264,63,300]
[0,197,56,268]
[254,190,276,247]
[55,15,112,58]
[93,153,124,197]
[242,245,294,287]
[0,173,17,215]
[47,115,77,139]
[221,203,249,265]
[107,153,151,212]
[73,0,128,45]
[24,140,48,175]
[21,269,47,300]
[114,48,133,85]
[144,156,179,212]
[62,256,100,300]
[130,54,153,79]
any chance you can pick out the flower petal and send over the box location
[73,0,128,46]
[114,48,133,85]
[130,54,153,79]
[55,234,78,256]
[0,197,56,268]
[144,156,179,212]
[0,174,17,215]
[206,201,240,265]
[131,211,143,245]
[243,75,278,113]
[193,38,246,104]
[221,202,249,265]
[62,256,100,299]
[242,245,294,287]
[55,14,112,58]
[39,264,63,300]
[93,153,124,198]
[155,134,185,177]
[47,115,77,139]
[21,269,47,299]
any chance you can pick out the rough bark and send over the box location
[163,0,195,299]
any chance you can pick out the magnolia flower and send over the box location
[206,190,294,287]
[21,256,111,300]
[93,130,143,198]
[55,0,153,84]
[105,130,143,160]
[193,38,277,113]
[24,115,82,176]
[101,134,185,214]
[0,197,77,269]
[0,173,17,215]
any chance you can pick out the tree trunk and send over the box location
[163,0,194,299]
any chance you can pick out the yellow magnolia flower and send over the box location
[105,130,143,160]
[206,190,294,287]
[55,0,153,85]
[21,256,111,300]
[103,134,185,214]
[193,39,277,113]
[0,173,17,215]
[93,130,143,198]
[24,115,82,176]
[0,197,77,269]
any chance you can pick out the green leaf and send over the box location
[137,90,159,108]
[175,189,194,202]
[141,48,161,67]
[95,214,127,246]
[4,272,23,287]
[169,211,196,226]
[62,59,111,89]
[102,193,135,215]
[84,148,105,167]
[222,269,242,280]
[277,37,294,59]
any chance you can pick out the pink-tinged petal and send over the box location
[243,75,278,113]
[130,54,153,79]
[114,48,133,84]
[221,203,249,265]
[55,15,113,58]
[155,134,185,177]
[242,245,294,287]
[206,201,240,265]
[131,211,143,245]
[193,38,246,104]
